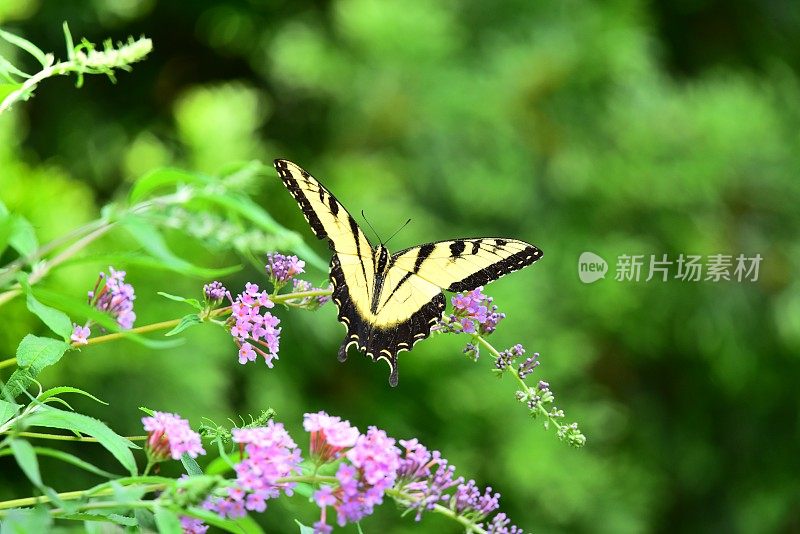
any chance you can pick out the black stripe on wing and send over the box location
[274,159,329,241]
[392,238,543,293]
[447,239,543,292]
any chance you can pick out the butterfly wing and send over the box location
[274,158,376,328]
[389,238,543,292]
[360,238,542,385]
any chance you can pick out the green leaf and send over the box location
[0,29,48,66]
[15,334,71,373]
[10,439,42,486]
[204,451,242,475]
[134,509,157,530]
[165,314,202,337]
[193,190,326,270]
[0,53,31,82]
[24,406,139,475]
[0,399,21,425]
[295,519,315,534]
[181,453,203,476]
[2,368,36,399]
[157,292,203,310]
[0,446,120,479]
[154,507,183,534]
[0,507,53,534]
[128,167,212,203]
[183,506,264,534]
[61,251,243,279]
[293,482,314,498]
[39,386,107,405]
[8,215,38,258]
[21,277,73,340]
[122,217,239,278]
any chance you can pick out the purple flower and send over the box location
[142,411,205,461]
[180,516,208,534]
[210,422,302,517]
[517,352,540,379]
[396,439,462,520]
[313,520,332,534]
[266,252,305,285]
[228,284,281,367]
[450,287,505,336]
[88,267,136,329]
[304,411,360,463]
[325,427,401,526]
[290,279,332,308]
[70,324,90,345]
[203,281,227,303]
[486,512,523,533]
[452,480,501,518]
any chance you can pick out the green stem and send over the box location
[0,289,334,370]
[0,222,114,308]
[273,288,332,303]
[470,330,565,431]
[0,478,170,512]
[386,488,487,534]
[0,62,72,114]
[1,431,147,442]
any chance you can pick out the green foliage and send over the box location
[0,1,798,532]
[22,407,139,475]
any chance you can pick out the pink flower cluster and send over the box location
[71,266,138,346]
[91,267,137,329]
[144,412,521,533]
[208,422,302,518]
[141,411,205,461]
[314,426,401,527]
[229,283,281,367]
[304,411,360,462]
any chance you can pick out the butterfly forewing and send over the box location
[274,159,375,310]
[389,238,542,292]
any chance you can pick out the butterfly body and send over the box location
[274,159,542,386]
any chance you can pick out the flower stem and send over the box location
[0,431,147,442]
[387,488,487,534]
[0,478,170,512]
[470,331,568,433]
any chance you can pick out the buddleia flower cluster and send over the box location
[440,288,586,447]
[70,266,137,346]
[213,252,331,367]
[142,411,205,464]
[163,410,522,533]
[228,283,281,367]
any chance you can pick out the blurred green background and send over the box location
[2,0,800,532]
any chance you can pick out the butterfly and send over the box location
[274,159,543,386]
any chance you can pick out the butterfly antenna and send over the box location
[361,210,383,244]
[384,218,412,247]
